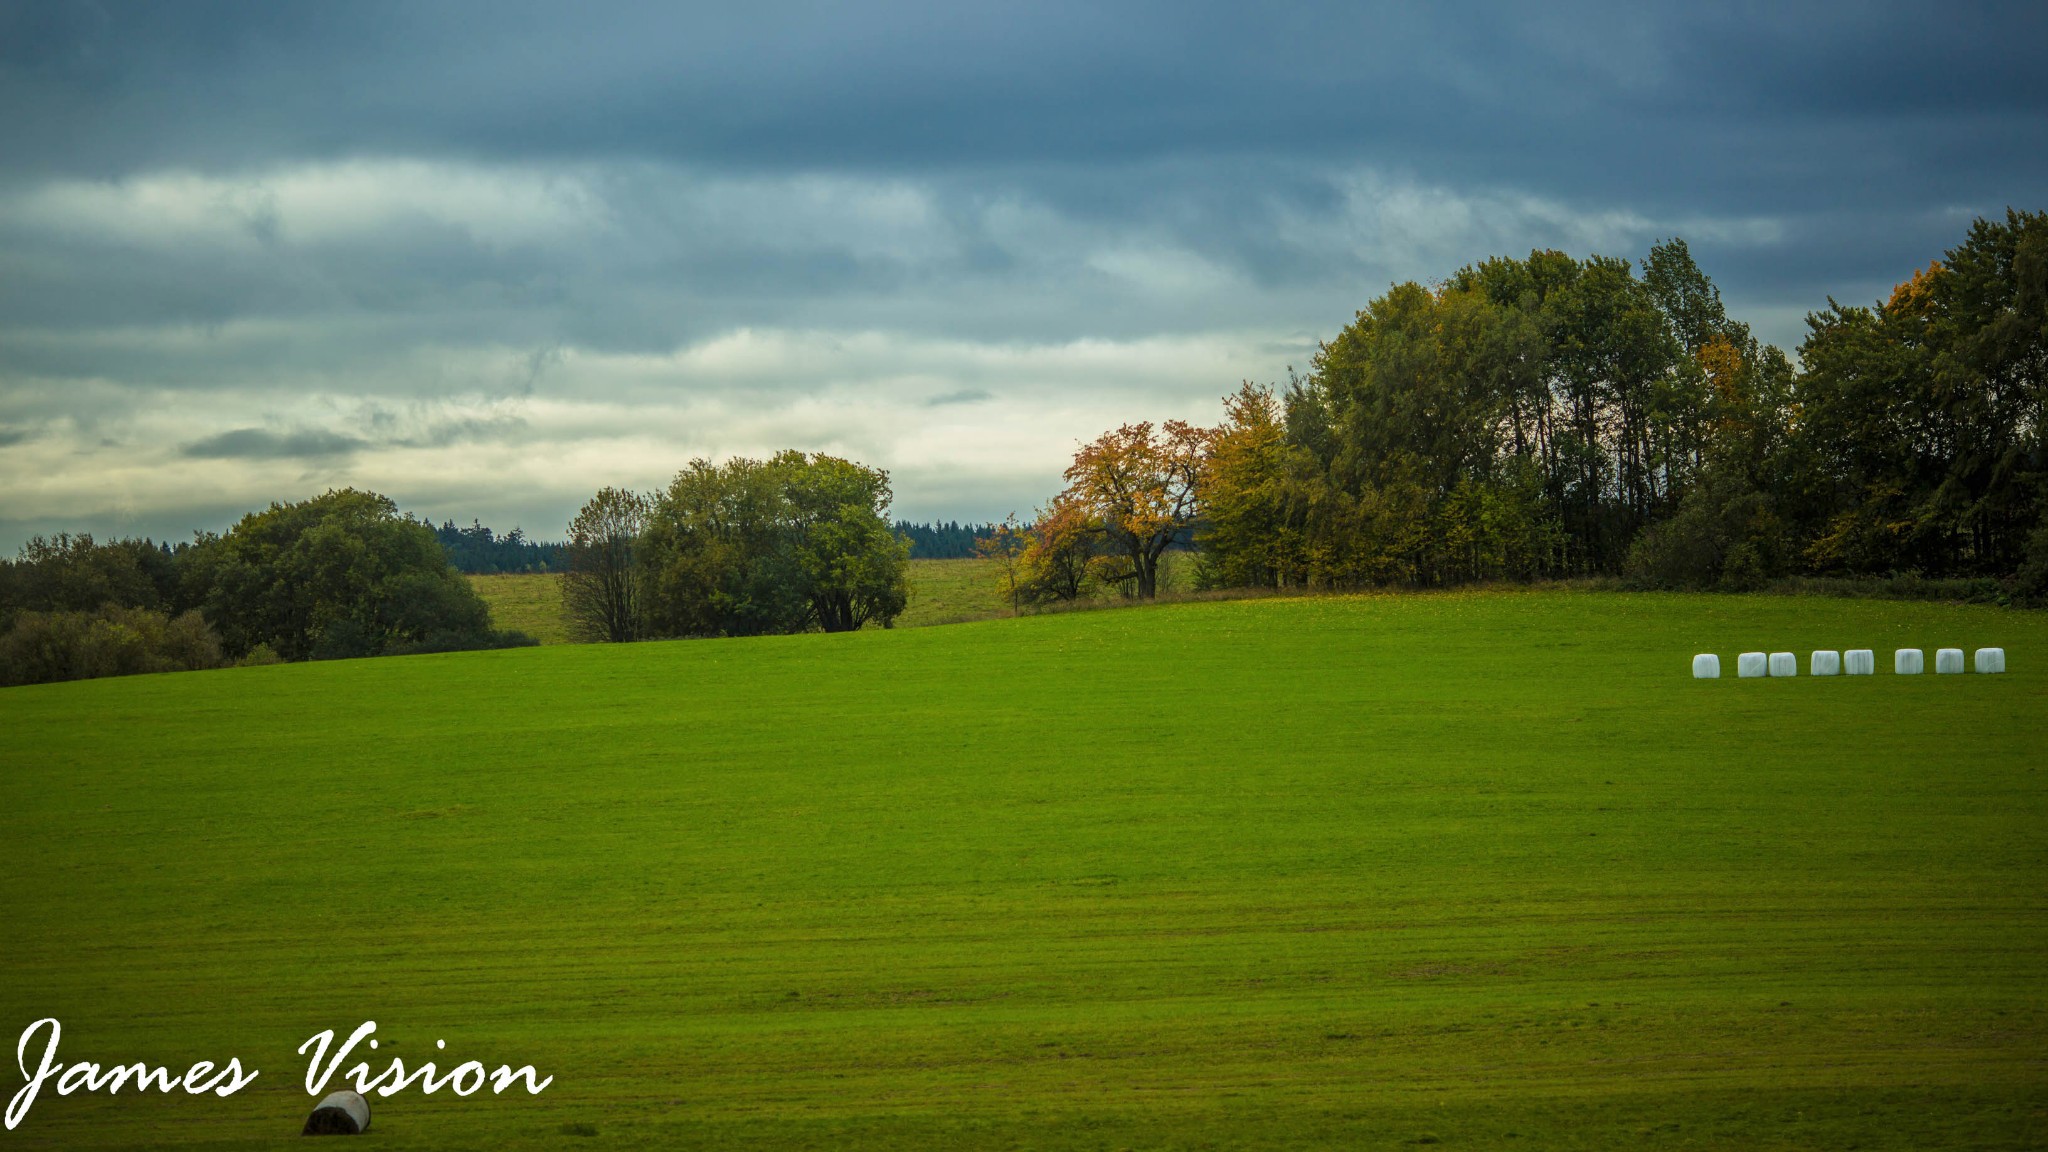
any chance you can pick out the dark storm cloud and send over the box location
[6,2,2044,210]
[1,1,2043,549]
[2,2,2039,343]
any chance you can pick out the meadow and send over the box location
[464,574,577,645]
[1,590,2043,1149]
[471,555,1205,639]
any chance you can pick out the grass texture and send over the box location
[465,573,576,645]
[1,590,2043,1149]
[896,558,1015,627]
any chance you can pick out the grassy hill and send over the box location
[1,591,2043,1149]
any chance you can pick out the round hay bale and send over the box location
[302,1090,370,1135]
[1974,647,2006,674]
[1810,650,1841,676]
[1768,652,1797,677]
[1934,648,1965,674]
[1692,653,1720,679]
[1894,648,1924,675]
[1844,649,1875,676]
[1737,651,1768,678]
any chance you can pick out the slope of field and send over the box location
[466,573,575,644]
[1,591,2043,1150]
[895,557,1014,626]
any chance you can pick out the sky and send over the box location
[2,1,2044,550]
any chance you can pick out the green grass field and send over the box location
[466,573,576,645]
[2,590,2044,1149]
[895,558,1015,627]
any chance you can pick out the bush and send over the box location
[386,629,540,656]
[0,606,227,687]
[1764,574,2011,607]
[1624,476,1789,592]
[236,642,284,667]
[2013,520,2048,607]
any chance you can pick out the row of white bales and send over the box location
[1692,648,2007,678]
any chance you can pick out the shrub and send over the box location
[0,606,227,687]
[386,629,540,656]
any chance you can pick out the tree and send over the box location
[1060,421,1206,598]
[0,534,186,630]
[192,488,495,660]
[1196,383,1315,589]
[562,487,649,642]
[638,452,910,637]
[778,451,911,632]
[974,513,1029,612]
[1792,215,2047,580]
[1017,494,1096,603]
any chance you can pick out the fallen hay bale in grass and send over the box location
[1935,648,1965,674]
[1975,647,2006,674]
[1811,650,1841,676]
[1845,649,1874,675]
[302,1090,371,1135]
[1692,653,1720,678]
[1769,651,1797,677]
[1738,651,1768,678]
[1895,649,1924,675]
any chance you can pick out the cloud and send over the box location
[0,3,2041,551]
[0,153,2009,553]
[181,428,368,461]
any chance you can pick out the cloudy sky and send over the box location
[2,1,2043,549]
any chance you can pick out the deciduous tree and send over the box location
[562,487,650,642]
[1060,421,1206,598]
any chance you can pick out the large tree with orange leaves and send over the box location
[1059,420,1208,598]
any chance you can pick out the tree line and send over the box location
[893,520,1003,559]
[435,520,566,573]
[561,451,912,642]
[998,210,2046,605]
[0,491,533,687]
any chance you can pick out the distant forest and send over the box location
[436,518,1003,568]
[892,520,1001,559]
[435,520,565,573]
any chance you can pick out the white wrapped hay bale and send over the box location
[1974,647,2006,674]
[1768,651,1797,677]
[1810,650,1841,676]
[1737,651,1768,678]
[303,1090,371,1135]
[1894,648,1924,675]
[1845,649,1875,676]
[1692,653,1720,678]
[1935,648,1965,674]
